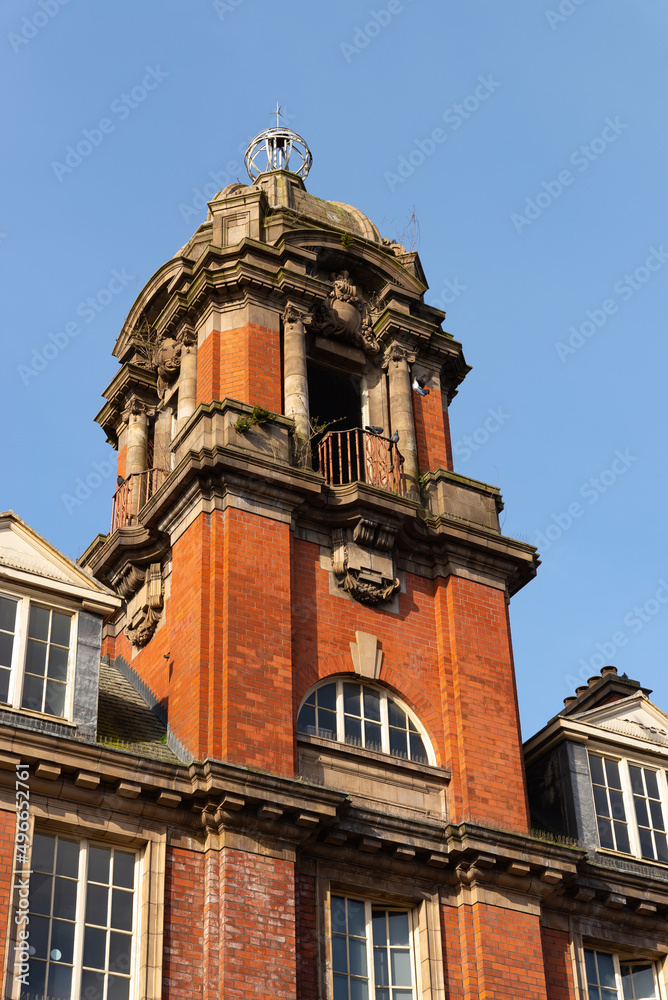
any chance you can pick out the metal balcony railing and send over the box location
[111,469,167,532]
[317,429,405,496]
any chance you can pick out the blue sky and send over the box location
[1,0,667,740]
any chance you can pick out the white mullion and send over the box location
[11,597,29,710]
[71,837,88,999]
[364,900,374,995]
[336,680,344,744]
[128,849,141,1000]
[380,691,389,755]
[619,761,639,857]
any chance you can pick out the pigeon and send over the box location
[389,430,400,450]
[412,375,430,397]
[117,475,126,488]
[365,425,384,436]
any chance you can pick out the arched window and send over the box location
[297,679,433,765]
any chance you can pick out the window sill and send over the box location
[297,732,450,782]
[0,703,76,727]
[595,846,668,868]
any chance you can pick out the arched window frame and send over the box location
[297,677,435,766]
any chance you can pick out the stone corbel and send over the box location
[331,519,400,606]
[124,562,164,648]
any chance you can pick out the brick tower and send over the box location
[81,122,559,999]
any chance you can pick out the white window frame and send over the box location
[327,891,422,1000]
[588,751,668,864]
[580,947,663,1000]
[0,588,77,721]
[297,678,436,765]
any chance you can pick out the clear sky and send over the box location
[1,0,667,741]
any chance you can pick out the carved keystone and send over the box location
[350,631,383,680]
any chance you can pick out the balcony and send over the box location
[111,469,167,531]
[317,428,405,496]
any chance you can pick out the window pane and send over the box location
[25,639,47,677]
[23,960,46,997]
[363,687,381,722]
[0,667,9,702]
[389,728,408,759]
[604,759,622,789]
[634,797,649,828]
[621,966,633,999]
[45,680,66,717]
[47,645,69,681]
[374,947,389,985]
[409,733,427,763]
[597,816,615,850]
[0,632,14,669]
[365,722,382,752]
[113,853,135,890]
[297,704,315,734]
[0,596,17,633]
[345,716,362,747]
[332,935,348,974]
[609,789,626,822]
[347,898,366,938]
[318,707,337,739]
[81,969,107,999]
[333,973,349,1000]
[372,911,387,946]
[614,821,631,854]
[387,912,409,947]
[30,914,50,958]
[88,847,111,884]
[390,949,412,987]
[52,877,77,920]
[597,953,616,988]
[593,785,610,817]
[650,799,665,831]
[317,682,336,713]
[22,673,44,711]
[86,884,109,924]
[638,826,654,859]
[107,976,131,1000]
[50,918,75,963]
[629,765,644,795]
[111,889,133,931]
[584,949,598,982]
[589,756,605,785]
[32,833,56,873]
[331,896,346,933]
[50,612,71,647]
[643,772,659,802]
[83,925,107,970]
[30,872,53,916]
[344,683,361,717]
[629,964,656,998]
[349,936,368,977]
[47,962,73,1000]
[349,979,369,1000]
[654,831,668,863]
[387,700,406,730]
[56,839,79,878]
[28,606,50,641]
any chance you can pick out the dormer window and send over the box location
[297,679,432,764]
[588,752,668,863]
[0,592,74,719]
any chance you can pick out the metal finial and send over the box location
[245,118,312,180]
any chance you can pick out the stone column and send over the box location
[365,358,389,432]
[177,333,198,427]
[125,398,149,475]
[283,302,312,460]
[383,344,419,498]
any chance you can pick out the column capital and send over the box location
[283,300,312,326]
[381,342,417,370]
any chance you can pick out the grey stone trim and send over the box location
[0,709,82,742]
[72,611,103,740]
[567,740,599,848]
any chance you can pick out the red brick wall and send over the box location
[196,324,281,412]
[163,846,204,999]
[220,849,296,998]
[541,926,576,1000]
[296,872,317,1000]
[413,381,451,475]
[473,904,548,998]
[435,575,530,832]
[0,808,15,989]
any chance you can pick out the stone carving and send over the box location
[309,271,379,354]
[283,301,312,327]
[381,343,417,370]
[156,336,182,399]
[349,631,383,679]
[332,519,399,606]
[123,562,164,648]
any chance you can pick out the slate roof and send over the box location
[97,660,182,765]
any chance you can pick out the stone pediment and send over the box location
[0,511,115,599]
[571,694,668,748]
